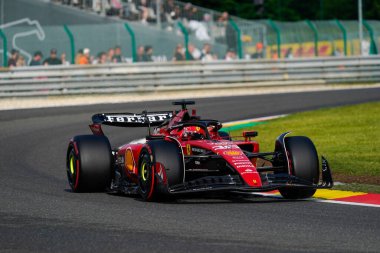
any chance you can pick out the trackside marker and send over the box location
[254,192,380,208]
[334,193,380,205]
[313,189,366,199]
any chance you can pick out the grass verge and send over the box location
[229,101,380,191]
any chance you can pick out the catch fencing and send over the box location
[0,56,379,97]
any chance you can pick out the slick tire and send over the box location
[66,135,112,192]
[138,140,184,201]
[279,136,319,199]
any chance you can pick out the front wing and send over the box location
[167,157,333,195]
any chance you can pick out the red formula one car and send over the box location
[66,100,333,201]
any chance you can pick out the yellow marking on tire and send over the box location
[70,156,74,174]
[141,163,147,181]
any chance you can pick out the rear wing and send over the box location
[92,111,173,127]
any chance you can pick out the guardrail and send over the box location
[0,56,380,97]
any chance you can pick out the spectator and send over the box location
[7,49,19,67]
[29,51,43,66]
[183,3,198,21]
[271,49,278,59]
[96,52,107,64]
[139,0,156,24]
[251,42,264,59]
[188,43,201,60]
[225,49,237,61]
[285,48,293,59]
[163,0,176,15]
[107,48,115,63]
[295,46,304,58]
[92,0,102,13]
[78,48,91,65]
[16,55,26,67]
[107,0,123,17]
[333,48,342,57]
[112,46,123,63]
[136,45,145,62]
[143,45,153,62]
[43,49,62,65]
[187,14,211,41]
[61,53,70,65]
[218,11,229,23]
[200,43,216,61]
[75,49,83,64]
[172,6,181,20]
[162,0,177,29]
[173,43,185,61]
[217,12,237,51]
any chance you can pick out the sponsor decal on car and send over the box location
[104,113,173,124]
[191,147,205,153]
[233,161,253,165]
[186,144,191,155]
[223,150,241,156]
[231,156,248,160]
[157,163,165,182]
[125,149,135,172]
[236,165,254,168]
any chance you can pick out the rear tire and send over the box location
[279,136,319,199]
[138,148,156,201]
[66,135,112,192]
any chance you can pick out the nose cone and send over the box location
[216,147,262,187]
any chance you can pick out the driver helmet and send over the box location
[181,126,206,140]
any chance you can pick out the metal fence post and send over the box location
[156,0,161,29]
[335,19,347,56]
[306,20,319,57]
[0,29,7,67]
[268,19,281,58]
[228,19,243,59]
[362,20,378,55]
[177,22,190,60]
[63,25,76,64]
[124,23,137,62]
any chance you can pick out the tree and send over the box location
[184,0,380,20]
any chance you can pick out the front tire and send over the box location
[66,135,112,192]
[138,140,184,201]
[279,136,319,199]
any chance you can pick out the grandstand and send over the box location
[0,0,379,67]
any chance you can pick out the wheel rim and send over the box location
[141,162,148,182]
[139,152,154,198]
[70,155,75,175]
[67,148,78,190]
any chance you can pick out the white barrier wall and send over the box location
[1,56,380,97]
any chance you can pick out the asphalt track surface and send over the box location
[1,88,380,253]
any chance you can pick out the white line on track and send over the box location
[253,193,380,208]
[312,199,380,208]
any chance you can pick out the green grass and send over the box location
[333,183,380,194]
[230,101,380,185]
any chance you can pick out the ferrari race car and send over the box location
[66,100,333,201]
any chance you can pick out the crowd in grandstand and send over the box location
[7,41,234,68]
[0,0,241,67]
[57,0,238,49]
